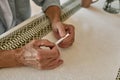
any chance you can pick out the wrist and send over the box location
[52,21,62,27]
[14,48,25,67]
[51,18,61,25]
[0,49,24,68]
[45,6,61,25]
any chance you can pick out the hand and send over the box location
[52,22,75,48]
[16,39,63,70]
[81,0,92,8]
[81,0,99,8]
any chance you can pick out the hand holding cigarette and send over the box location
[55,33,70,45]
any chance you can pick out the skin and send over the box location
[0,39,63,70]
[45,6,75,48]
[0,4,75,69]
[53,23,75,48]
[81,0,92,8]
[81,0,98,8]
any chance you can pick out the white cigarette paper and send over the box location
[55,33,70,45]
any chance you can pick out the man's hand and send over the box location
[82,0,99,8]
[52,22,75,48]
[16,39,63,70]
[45,6,75,48]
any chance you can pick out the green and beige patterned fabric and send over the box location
[0,0,81,50]
[116,68,120,80]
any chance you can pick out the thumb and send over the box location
[57,25,66,37]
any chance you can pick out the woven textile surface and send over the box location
[0,0,81,50]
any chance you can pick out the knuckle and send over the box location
[44,39,49,42]
[30,39,39,46]
[38,56,43,61]
[31,39,37,43]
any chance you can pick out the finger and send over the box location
[33,39,55,48]
[51,46,60,57]
[40,39,55,47]
[41,59,63,70]
[66,26,75,41]
[40,58,57,67]
[47,58,63,67]
[68,26,75,35]
[63,25,75,42]
[38,58,54,67]
[58,35,74,48]
[65,24,75,35]
[46,59,63,70]
[53,30,61,39]
[57,25,66,37]
[58,25,75,48]
[53,22,66,37]
[37,46,60,59]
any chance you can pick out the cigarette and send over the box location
[55,33,70,45]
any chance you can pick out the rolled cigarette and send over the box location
[55,33,70,45]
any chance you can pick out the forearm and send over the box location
[0,49,23,68]
[45,6,61,24]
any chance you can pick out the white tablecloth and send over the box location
[0,0,120,80]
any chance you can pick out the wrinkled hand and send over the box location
[17,39,63,70]
[52,22,75,48]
